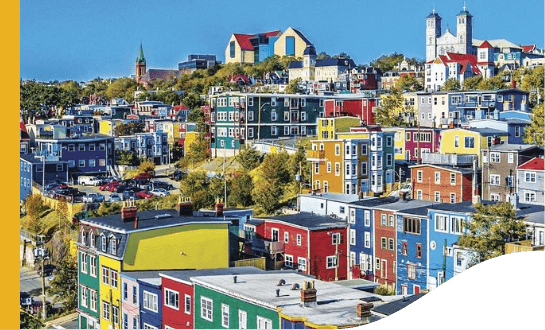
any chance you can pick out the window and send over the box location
[285,255,293,268]
[407,264,416,280]
[417,170,423,183]
[143,323,158,329]
[283,111,289,121]
[296,234,301,246]
[143,291,158,312]
[165,289,179,310]
[464,137,475,148]
[123,283,128,301]
[271,126,277,136]
[298,257,307,271]
[131,285,137,304]
[361,144,367,155]
[79,160,86,167]
[434,191,441,202]
[389,215,394,227]
[331,233,341,245]
[450,193,456,203]
[271,97,277,107]
[271,111,277,121]
[364,211,370,226]
[257,316,272,329]
[417,190,423,200]
[435,172,441,184]
[451,216,464,234]
[110,270,118,289]
[90,290,97,312]
[508,153,514,164]
[81,253,88,274]
[123,313,128,329]
[450,173,456,185]
[389,238,394,251]
[381,214,387,226]
[102,267,109,285]
[78,144,86,151]
[490,152,500,163]
[435,214,448,232]
[201,297,213,322]
[112,306,119,326]
[525,172,536,183]
[401,241,408,255]
[230,41,235,58]
[111,237,116,255]
[404,218,421,234]
[381,237,387,250]
[525,192,537,203]
[326,162,331,173]
[81,285,88,308]
[327,256,338,269]
[361,162,367,175]
[454,136,459,148]
[350,229,356,245]
[133,317,138,329]
[490,174,501,186]
[416,243,422,258]
[102,301,110,321]
[339,206,345,214]
[222,304,230,328]
[239,310,247,329]
[375,258,380,270]
[101,235,106,251]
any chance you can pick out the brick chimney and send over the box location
[300,280,317,307]
[177,196,193,216]
[121,200,138,223]
[356,302,374,324]
[215,202,224,217]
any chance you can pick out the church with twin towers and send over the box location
[425,4,476,62]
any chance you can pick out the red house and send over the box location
[160,267,266,329]
[323,98,378,125]
[373,208,398,289]
[411,164,475,203]
[245,213,349,281]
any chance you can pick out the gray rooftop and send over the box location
[372,199,433,212]
[466,128,508,135]
[372,293,427,317]
[518,204,545,224]
[301,193,363,204]
[81,209,232,234]
[488,144,540,152]
[259,212,348,230]
[35,134,113,141]
[349,196,400,208]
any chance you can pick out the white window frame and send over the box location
[435,214,448,233]
[298,257,307,271]
[81,252,88,274]
[201,297,213,322]
[110,270,118,289]
[326,256,338,269]
[238,310,247,329]
[221,304,230,328]
[296,234,301,246]
[256,316,272,329]
[490,152,500,163]
[102,266,109,285]
[90,289,97,312]
[435,171,441,184]
[81,285,88,308]
[450,193,456,203]
[451,216,464,235]
[508,153,514,164]
[143,291,158,313]
[450,173,456,185]
[285,254,294,268]
[350,229,356,246]
[490,174,501,186]
[102,301,110,321]
[331,233,341,245]
[164,288,179,310]
[284,231,289,243]
[364,211,370,227]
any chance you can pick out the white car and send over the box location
[150,188,170,197]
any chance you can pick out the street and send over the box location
[20,266,52,302]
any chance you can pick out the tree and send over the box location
[114,122,144,136]
[252,151,291,214]
[228,173,254,207]
[138,158,155,175]
[370,53,404,73]
[105,78,139,102]
[285,78,302,94]
[20,311,44,329]
[374,88,413,127]
[457,203,527,266]
[316,52,331,61]
[237,147,262,171]
[443,78,461,91]
[462,76,483,90]
[179,171,215,209]
[180,133,210,169]
[477,75,507,90]
[524,103,544,146]
[395,74,423,92]
[115,150,139,166]
[332,52,351,59]
[24,194,47,234]
[520,66,544,106]
[48,254,78,311]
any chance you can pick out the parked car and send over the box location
[77,176,102,186]
[122,190,139,201]
[37,264,57,277]
[169,170,184,181]
[151,181,174,191]
[20,292,33,307]
[136,190,154,199]
[133,172,152,180]
[82,193,105,203]
[99,181,119,191]
[150,188,170,197]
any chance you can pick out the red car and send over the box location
[99,181,119,191]
[136,190,154,199]
[133,173,152,180]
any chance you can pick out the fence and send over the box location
[31,186,85,219]
[232,257,266,270]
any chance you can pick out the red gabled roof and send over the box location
[521,45,536,53]
[446,53,481,75]
[230,74,250,83]
[479,40,493,49]
[172,105,189,111]
[263,30,282,37]
[518,157,544,171]
[233,34,254,50]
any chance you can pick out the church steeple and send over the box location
[135,42,147,83]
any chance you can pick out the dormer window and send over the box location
[90,231,95,248]
[110,237,117,255]
[101,235,106,252]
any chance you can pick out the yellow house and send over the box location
[439,128,508,164]
[225,34,255,64]
[274,27,312,58]
[98,120,115,136]
[382,127,406,161]
[402,93,419,114]
[184,131,199,154]
[78,204,231,329]
[317,117,362,140]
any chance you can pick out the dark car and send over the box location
[170,170,185,181]
[115,185,129,193]
[151,181,174,191]
[37,264,57,277]
[20,292,33,307]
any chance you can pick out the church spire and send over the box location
[136,42,146,64]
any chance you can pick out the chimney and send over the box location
[134,216,139,229]
[121,200,138,223]
[511,80,516,89]
[233,276,237,284]
[300,280,317,307]
[356,302,374,324]
[177,196,193,216]
[215,202,224,217]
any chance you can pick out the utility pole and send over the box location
[36,234,47,321]
[442,239,447,285]
[257,96,261,142]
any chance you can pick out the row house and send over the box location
[20,154,69,201]
[468,118,531,145]
[47,115,97,137]
[244,213,348,281]
[134,100,172,118]
[115,132,170,164]
[380,70,425,91]
[307,127,395,196]
[383,127,442,162]
[192,273,383,329]
[167,105,190,121]
[481,144,542,203]
[35,134,115,180]
[76,202,232,329]
[26,123,67,145]
[323,97,378,125]
[411,163,475,203]
[439,127,508,165]
[517,157,544,205]
[349,66,380,92]
[300,193,544,295]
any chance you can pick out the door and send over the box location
[401,285,408,295]
[272,228,279,242]
[414,285,420,294]
[381,260,387,280]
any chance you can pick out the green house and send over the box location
[77,243,100,329]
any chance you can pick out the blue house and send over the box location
[20,154,69,201]
[35,134,115,180]
[138,277,162,329]
[468,118,531,144]
[115,132,169,164]
[426,202,477,290]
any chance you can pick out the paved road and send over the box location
[20,266,55,305]
[48,317,78,329]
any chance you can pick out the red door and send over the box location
[414,285,420,294]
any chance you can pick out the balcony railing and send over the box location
[248,237,285,255]
[306,150,326,161]
[421,153,477,166]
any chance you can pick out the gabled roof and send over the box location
[518,157,544,171]
[315,58,356,68]
[289,27,312,45]
[410,163,474,174]
[479,40,494,49]
[263,30,282,37]
[521,45,536,53]
[259,212,348,230]
[233,34,254,50]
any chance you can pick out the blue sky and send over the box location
[20,0,544,82]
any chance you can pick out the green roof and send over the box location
[136,43,146,63]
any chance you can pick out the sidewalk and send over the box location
[45,312,78,328]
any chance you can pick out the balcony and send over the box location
[421,153,477,166]
[248,237,285,255]
[307,150,326,162]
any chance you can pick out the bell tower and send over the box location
[135,43,146,83]
[456,3,473,55]
[426,7,442,62]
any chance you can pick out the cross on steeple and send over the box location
[463,1,467,11]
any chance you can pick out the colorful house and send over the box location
[317,117,362,140]
[191,273,383,329]
[323,97,378,125]
[245,212,348,281]
[517,157,544,205]
[383,127,442,162]
[225,30,282,64]
[273,27,312,58]
[439,127,508,164]
[411,164,475,203]
[77,203,232,329]
[119,273,140,330]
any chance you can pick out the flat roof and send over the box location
[300,193,363,203]
[349,196,399,208]
[372,294,427,316]
[190,273,386,327]
[81,209,232,234]
[488,144,540,152]
[259,212,348,230]
[373,199,433,211]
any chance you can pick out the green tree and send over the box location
[179,171,215,209]
[138,158,155,175]
[316,52,331,61]
[105,78,139,102]
[524,103,544,146]
[374,88,412,127]
[228,173,254,207]
[23,194,47,234]
[457,202,527,266]
[370,53,404,73]
[520,66,544,106]
[236,147,262,171]
[180,133,210,169]
[477,75,507,90]
[252,178,284,214]
[394,74,423,92]
[285,78,302,94]
[462,76,483,90]
[114,122,144,136]
[48,255,78,311]
[442,78,461,91]
[115,150,139,166]
[20,311,44,329]
[252,151,291,214]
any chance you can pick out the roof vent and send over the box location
[277,279,286,286]
[233,276,237,284]
[154,213,172,220]
[291,283,300,290]
[275,289,280,297]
